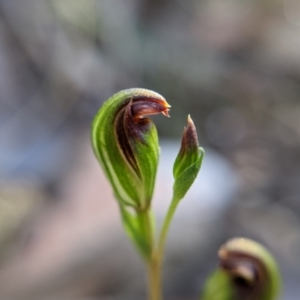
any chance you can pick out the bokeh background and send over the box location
[0,0,300,299]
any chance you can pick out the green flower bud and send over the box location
[201,238,282,300]
[91,88,170,210]
[173,115,204,202]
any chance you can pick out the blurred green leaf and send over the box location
[120,205,155,259]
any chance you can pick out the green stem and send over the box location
[147,197,180,300]
[148,257,162,300]
[137,208,154,260]
[136,208,161,300]
[156,198,179,258]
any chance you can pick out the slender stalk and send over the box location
[136,208,160,300]
[137,208,154,255]
[147,197,179,300]
[156,198,179,258]
[148,256,162,300]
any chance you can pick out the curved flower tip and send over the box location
[92,88,170,210]
[130,90,171,120]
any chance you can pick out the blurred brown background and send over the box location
[0,0,300,299]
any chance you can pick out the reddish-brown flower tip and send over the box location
[179,115,199,156]
[131,99,171,120]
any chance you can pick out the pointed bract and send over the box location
[173,115,204,202]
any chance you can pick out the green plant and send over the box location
[91,88,281,300]
[201,237,281,300]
